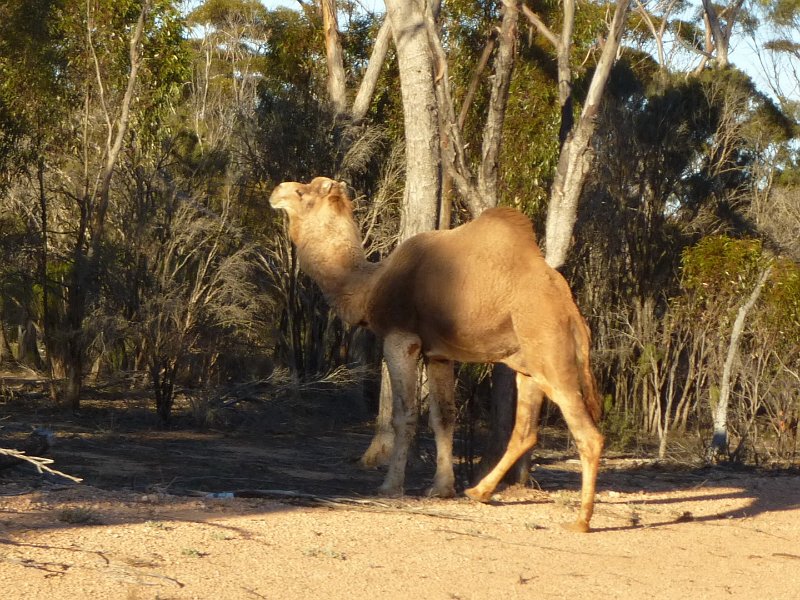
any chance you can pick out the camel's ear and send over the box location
[325,180,353,214]
[319,179,335,196]
[339,181,354,201]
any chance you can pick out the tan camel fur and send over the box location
[270,176,604,532]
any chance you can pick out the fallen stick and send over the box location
[0,448,83,483]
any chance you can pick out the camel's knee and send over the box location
[391,407,417,436]
[429,399,456,434]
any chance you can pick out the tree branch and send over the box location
[0,448,83,483]
[477,0,519,210]
[94,1,149,242]
[521,4,559,49]
[352,18,392,122]
[458,35,496,131]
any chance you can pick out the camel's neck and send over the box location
[293,217,379,326]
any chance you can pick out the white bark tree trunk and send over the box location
[542,0,628,269]
[710,266,773,458]
[321,0,347,116]
[385,0,441,239]
[360,0,441,468]
[700,0,745,69]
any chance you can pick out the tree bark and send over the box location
[321,0,347,116]
[385,0,441,239]
[360,0,441,468]
[700,0,745,69]
[710,266,773,459]
[477,0,518,209]
[61,1,149,409]
[542,0,628,269]
[352,18,392,122]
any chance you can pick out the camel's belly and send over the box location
[419,317,520,364]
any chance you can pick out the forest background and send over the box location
[0,0,798,474]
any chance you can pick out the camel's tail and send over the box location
[572,315,602,424]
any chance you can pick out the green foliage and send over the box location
[681,236,765,302]
[758,258,800,346]
[501,54,561,218]
[136,2,192,147]
[0,0,71,176]
[188,0,269,26]
[259,7,325,94]
[768,0,800,26]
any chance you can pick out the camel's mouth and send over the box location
[269,182,302,210]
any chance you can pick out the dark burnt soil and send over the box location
[1,369,797,507]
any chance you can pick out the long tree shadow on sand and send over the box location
[1,390,798,535]
[513,458,800,532]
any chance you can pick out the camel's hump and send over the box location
[475,206,537,240]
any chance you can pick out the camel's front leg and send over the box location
[378,331,422,497]
[426,358,456,498]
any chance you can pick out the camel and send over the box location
[270,176,604,532]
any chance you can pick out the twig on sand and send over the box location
[0,448,83,483]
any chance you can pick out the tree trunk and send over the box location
[476,364,530,483]
[477,0,518,208]
[360,362,396,467]
[359,0,441,468]
[58,1,149,410]
[17,320,43,370]
[710,266,773,459]
[0,314,13,366]
[543,0,628,269]
[385,0,441,239]
[321,0,347,116]
[700,0,744,69]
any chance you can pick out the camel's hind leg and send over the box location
[378,331,421,497]
[551,386,603,532]
[426,358,456,498]
[465,372,543,502]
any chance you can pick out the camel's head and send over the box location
[269,177,353,222]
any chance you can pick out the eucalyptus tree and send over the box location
[0,0,188,407]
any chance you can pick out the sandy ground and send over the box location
[0,376,798,599]
[2,470,799,599]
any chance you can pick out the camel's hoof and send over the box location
[427,484,456,499]
[358,457,380,470]
[377,484,403,498]
[359,449,391,470]
[464,486,493,504]
[561,520,591,533]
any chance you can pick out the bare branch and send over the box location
[458,35,496,131]
[94,1,149,241]
[352,18,392,121]
[0,448,83,483]
[521,4,560,49]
